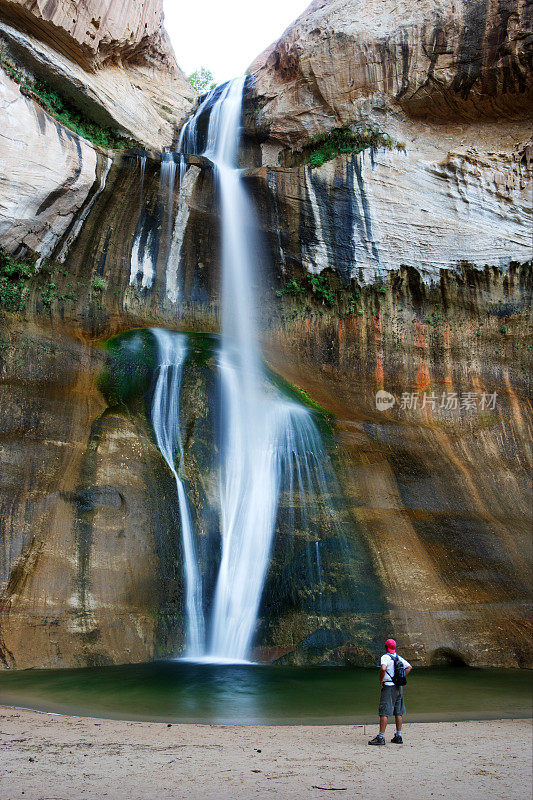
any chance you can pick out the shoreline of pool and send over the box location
[1,707,531,800]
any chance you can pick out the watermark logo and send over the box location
[375,390,499,413]
[375,390,396,411]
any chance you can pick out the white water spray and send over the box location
[129,154,156,289]
[161,152,177,246]
[151,79,336,662]
[150,329,205,657]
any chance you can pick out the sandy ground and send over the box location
[0,708,531,800]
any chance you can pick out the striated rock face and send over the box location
[244,0,533,282]
[0,69,110,262]
[262,139,532,283]
[0,0,196,148]
[263,261,532,668]
[0,0,173,68]
[240,0,533,667]
[0,323,187,669]
[251,0,533,147]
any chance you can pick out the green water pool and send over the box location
[0,662,530,725]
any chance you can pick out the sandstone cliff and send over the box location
[251,0,533,146]
[244,3,532,667]
[0,0,196,149]
[0,68,109,262]
[0,0,531,670]
[244,0,532,282]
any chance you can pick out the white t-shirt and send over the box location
[381,652,411,686]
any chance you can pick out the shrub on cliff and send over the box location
[0,248,34,312]
[302,124,405,168]
[0,45,135,150]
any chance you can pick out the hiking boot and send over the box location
[368,735,386,746]
[391,733,403,744]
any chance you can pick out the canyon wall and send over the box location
[247,0,532,666]
[246,0,532,281]
[0,0,531,669]
[250,0,533,145]
[0,0,196,149]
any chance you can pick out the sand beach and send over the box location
[0,708,531,800]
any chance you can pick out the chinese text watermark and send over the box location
[375,390,499,413]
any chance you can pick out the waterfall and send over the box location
[202,79,280,659]
[161,152,177,249]
[129,154,156,289]
[163,100,217,302]
[187,78,327,661]
[150,329,205,657]
[149,78,342,662]
[303,166,330,274]
[165,155,199,303]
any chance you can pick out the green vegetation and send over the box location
[91,276,108,292]
[308,274,335,306]
[41,282,57,307]
[0,45,136,150]
[0,246,85,312]
[277,278,303,297]
[277,274,336,307]
[347,291,361,313]
[276,271,397,318]
[188,67,217,93]
[298,123,405,168]
[0,248,34,311]
[267,370,333,421]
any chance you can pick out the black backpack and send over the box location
[390,653,407,687]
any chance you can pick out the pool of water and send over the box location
[0,662,529,725]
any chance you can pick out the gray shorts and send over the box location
[378,685,406,716]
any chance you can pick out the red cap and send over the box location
[385,638,396,653]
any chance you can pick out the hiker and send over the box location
[368,638,412,745]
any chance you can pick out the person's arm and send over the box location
[379,664,387,687]
[402,657,412,676]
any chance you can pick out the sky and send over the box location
[163,0,310,85]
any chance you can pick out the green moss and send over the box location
[299,123,403,168]
[186,332,219,368]
[267,369,333,422]
[0,45,136,150]
[98,329,156,406]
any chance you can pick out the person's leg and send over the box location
[391,689,405,743]
[369,689,390,744]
